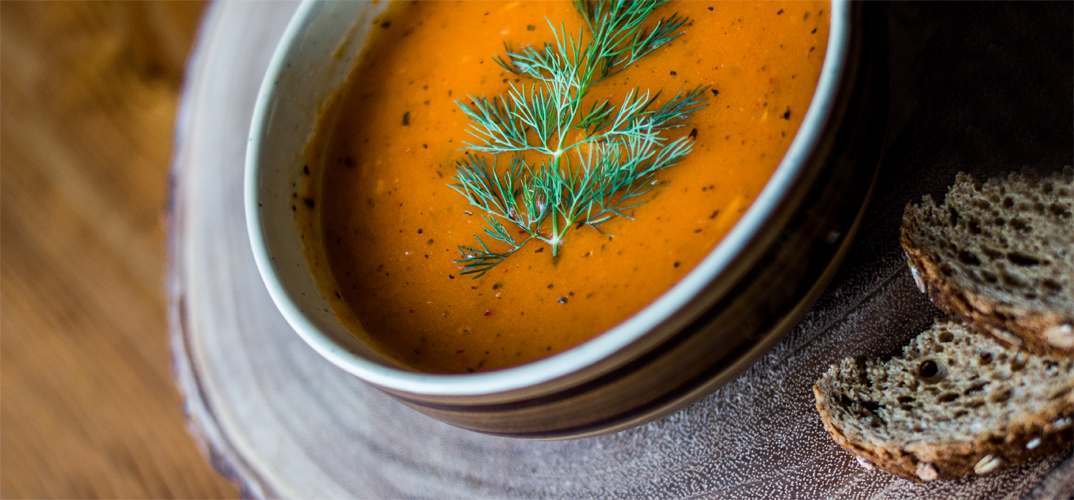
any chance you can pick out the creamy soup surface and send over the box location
[309,0,830,373]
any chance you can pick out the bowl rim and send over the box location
[246,0,853,397]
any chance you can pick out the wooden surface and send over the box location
[170,2,1074,498]
[0,3,237,498]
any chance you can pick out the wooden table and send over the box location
[168,2,1073,498]
[0,3,235,497]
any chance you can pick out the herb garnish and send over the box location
[451,0,708,278]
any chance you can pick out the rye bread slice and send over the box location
[901,169,1074,357]
[814,321,1074,481]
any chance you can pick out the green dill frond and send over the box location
[649,85,711,129]
[615,12,689,73]
[451,0,707,277]
[578,98,614,133]
[457,237,517,277]
[576,0,689,77]
[496,22,584,85]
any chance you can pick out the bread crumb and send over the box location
[854,456,874,471]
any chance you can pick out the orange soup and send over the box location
[309,0,829,373]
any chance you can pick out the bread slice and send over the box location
[814,321,1074,481]
[901,169,1074,357]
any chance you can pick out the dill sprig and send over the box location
[451,0,708,277]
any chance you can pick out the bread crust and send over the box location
[813,381,1074,481]
[816,170,1074,480]
[900,214,1074,358]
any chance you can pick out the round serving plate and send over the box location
[171,1,1074,497]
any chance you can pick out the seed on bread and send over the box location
[901,169,1074,357]
[915,462,938,481]
[1045,324,1074,349]
[814,321,1074,481]
[973,454,1002,475]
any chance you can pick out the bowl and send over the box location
[246,0,885,438]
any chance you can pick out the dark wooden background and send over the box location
[0,3,236,497]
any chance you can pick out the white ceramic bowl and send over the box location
[246,0,880,437]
